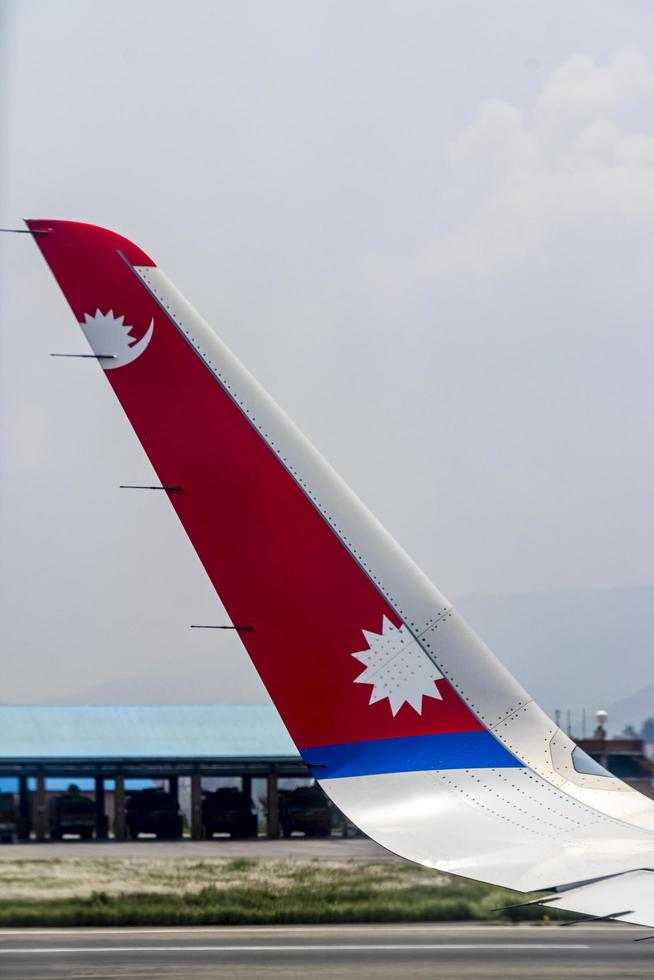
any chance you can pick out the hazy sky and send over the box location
[1,1,654,703]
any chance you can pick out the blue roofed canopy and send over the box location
[0,705,298,763]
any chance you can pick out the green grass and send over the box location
[0,858,568,927]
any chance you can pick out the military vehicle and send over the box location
[202,787,258,838]
[279,783,332,837]
[0,793,17,843]
[49,785,95,840]
[125,788,183,839]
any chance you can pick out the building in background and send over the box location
[575,710,654,801]
[0,705,316,841]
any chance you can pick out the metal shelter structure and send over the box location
[0,705,309,840]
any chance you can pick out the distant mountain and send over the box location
[37,586,654,737]
[456,586,654,736]
[606,683,654,737]
[43,644,270,707]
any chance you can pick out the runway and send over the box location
[0,924,652,978]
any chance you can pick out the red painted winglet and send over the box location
[29,219,483,751]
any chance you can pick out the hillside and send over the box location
[34,586,654,737]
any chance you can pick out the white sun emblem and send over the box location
[352,616,444,716]
[80,308,154,370]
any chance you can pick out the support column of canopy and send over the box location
[267,768,279,838]
[34,773,47,841]
[114,775,126,841]
[190,773,203,840]
[95,777,107,839]
[18,776,30,840]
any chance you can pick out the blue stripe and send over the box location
[300,730,523,779]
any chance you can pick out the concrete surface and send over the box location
[0,836,400,861]
[0,923,651,978]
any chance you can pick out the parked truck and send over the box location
[49,785,95,840]
[0,793,17,843]
[125,788,183,839]
[279,783,332,837]
[202,787,258,839]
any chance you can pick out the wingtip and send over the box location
[24,218,54,234]
[24,219,156,265]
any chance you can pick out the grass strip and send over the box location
[0,860,569,927]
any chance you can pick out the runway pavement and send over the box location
[0,924,652,978]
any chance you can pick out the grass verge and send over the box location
[0,858,568,927]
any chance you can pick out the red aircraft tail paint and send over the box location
[28,219,489,763]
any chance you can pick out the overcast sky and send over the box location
[1,1,653,704]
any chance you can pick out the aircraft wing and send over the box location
[27,219,654,924]
[541,871,654,928]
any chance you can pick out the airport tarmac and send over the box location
[0,836,399,861]
[0,924,651,978]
